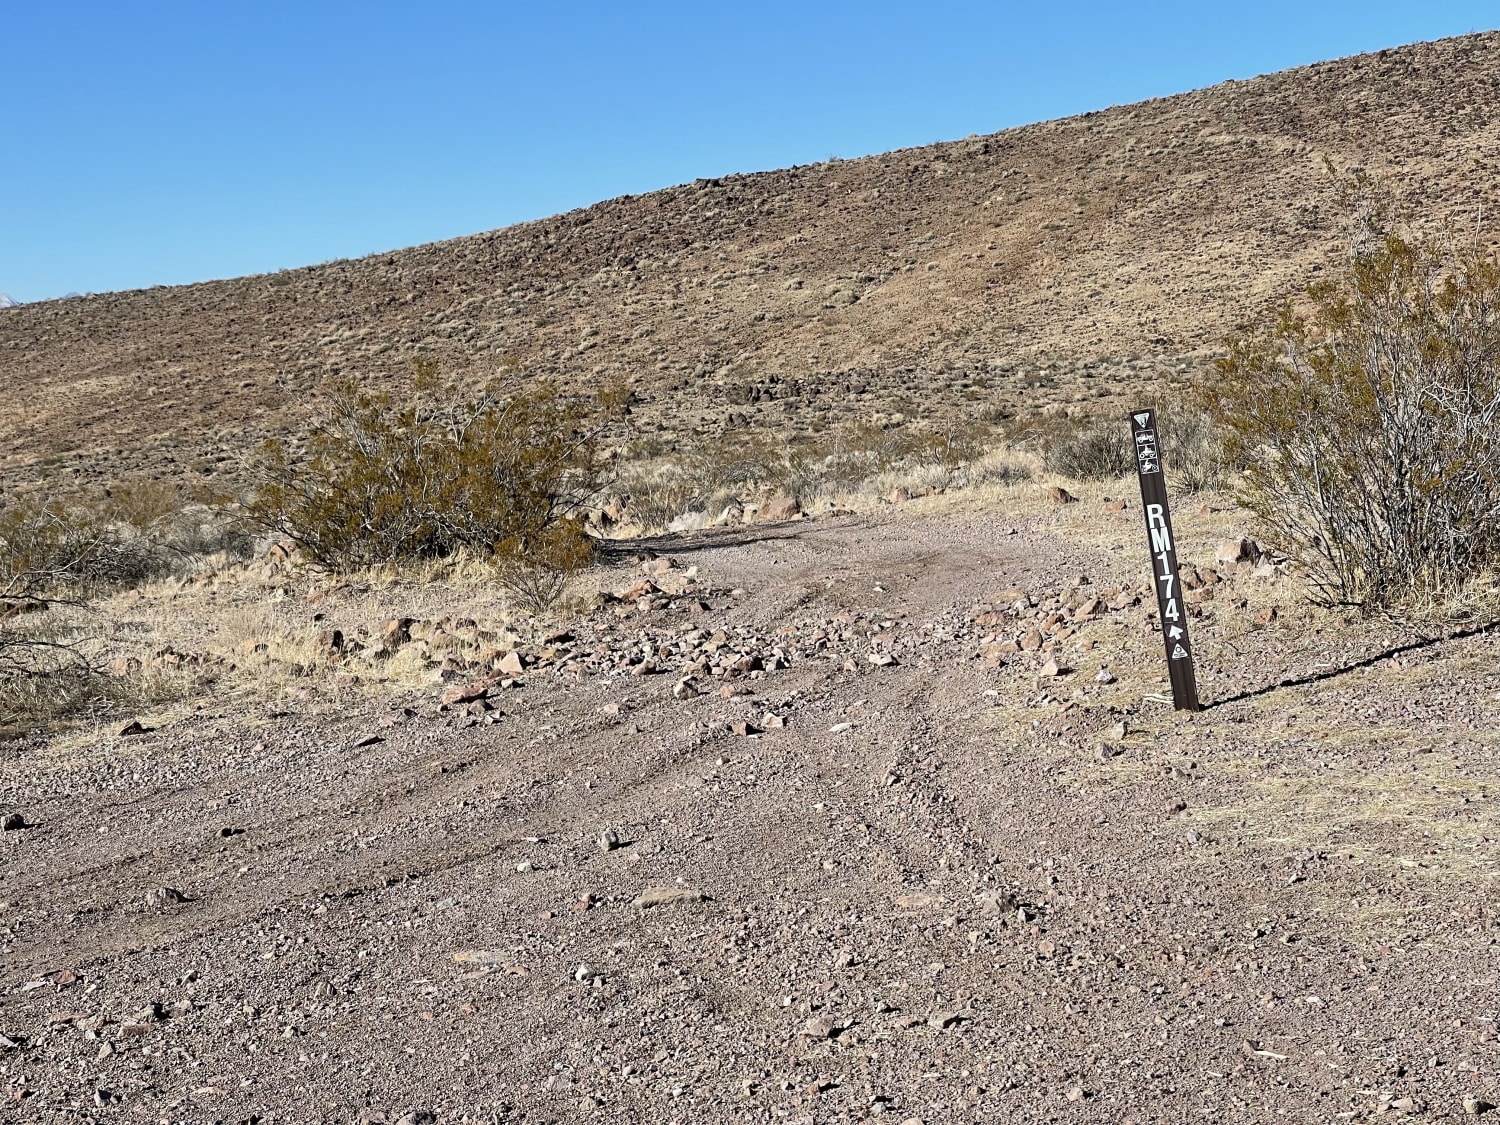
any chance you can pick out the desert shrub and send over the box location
[1011,401,1228,489]
[252,371,604,583]
[1205,181,1500,610]
[1034,414,1135,480]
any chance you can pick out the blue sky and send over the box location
[3,1,1496,302]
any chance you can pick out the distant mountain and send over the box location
[0,294,20,309]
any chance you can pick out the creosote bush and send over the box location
[1206,179,1500,610]
[252,366,604,605]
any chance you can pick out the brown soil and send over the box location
[5,508,1499,1123]
[8,34,1500,491]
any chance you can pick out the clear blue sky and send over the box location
[3,1,1495,302]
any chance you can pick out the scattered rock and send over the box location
[672,677,700,700]
[1465,1095,1493,1116]
[118,720,149,737]
[144,886,186,910]
[1039,658,1068,677]
[1094,668,1116,684]
[760,495,802,522]
[394,1112,437,1125]
[2,812,25,831]
[1046,486,1078,505]
[1215,537,1260,565]
[598,828,622,852]
[573,963,597,982]
[633,886,705,910]
[440,679,491,706]
[867,652,897,667]
[927,1008,972,1030]
[800,1014,838,1039]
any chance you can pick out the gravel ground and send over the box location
[4,513,1499,1124]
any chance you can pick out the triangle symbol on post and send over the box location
[1134,412,1151,427]
[1171,643,1188,659]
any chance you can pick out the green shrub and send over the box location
[251,370,603,585]
[1205,179,1500,610]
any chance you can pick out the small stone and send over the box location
[761,713,786,729]
[633,886,704,910]
[144,886,186,910]
[828,722,853,733]
[1216,537,1259,565]
[573,963,597,982]
[927,1008,971,1030]
[800,1014,837,1039]
[1067,1085,1087,1102]
[118,720,148,737]
[1,812,24,831]
[867,652,897,667]
[1094,668,1116,684]
[440,680,490,706]
[393,1112,437,1125]
[672,678,700,700]
[1465,1096,1493,1116]
[731,720,760,736]
[598,828,621,852]
[1039,658,1067,677]
[1046,486,1078,505]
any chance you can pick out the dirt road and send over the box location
[4,514,1499,1123]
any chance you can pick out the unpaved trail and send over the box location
[4,515,1500,1123]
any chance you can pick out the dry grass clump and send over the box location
[1006,399,1229,492]
[0,486,244,737]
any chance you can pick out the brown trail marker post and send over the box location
[1129,409,1201,711]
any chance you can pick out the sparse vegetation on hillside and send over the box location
[1208,179,1500,611]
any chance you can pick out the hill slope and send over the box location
[5,32,1500,488]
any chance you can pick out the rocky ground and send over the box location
[4,504,1499,1124]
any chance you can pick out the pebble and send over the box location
[1,812,24,831]
[574,963,597,982]
[800,1014,837,1038]
[633,886,704,909]
[1094,668,1116,684]
[598,828,621,852]
[144,886,186,910]
[394,1113,437,1125]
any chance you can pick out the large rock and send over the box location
[759,496,802,522]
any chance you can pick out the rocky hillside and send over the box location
[6,32,1500,489]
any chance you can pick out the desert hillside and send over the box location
[6,33,1500,488]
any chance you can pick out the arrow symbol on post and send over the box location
[1168,625,1184,640]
